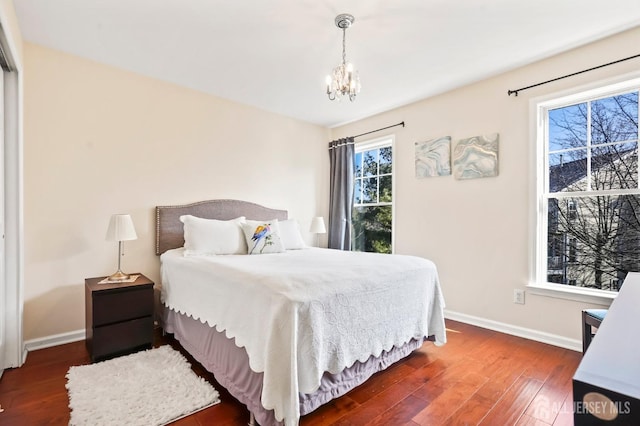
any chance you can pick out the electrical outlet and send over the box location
[514,289,525,304]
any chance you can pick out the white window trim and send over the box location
[528,70,640,305]
[353,135,395,253]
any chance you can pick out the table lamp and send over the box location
[309,217,326,247]
[105,214,137,281]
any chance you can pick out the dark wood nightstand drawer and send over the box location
[93,286,153,326]
[85,274,155,362]
[92,316,154,361]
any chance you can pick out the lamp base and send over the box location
[107,270,130,282]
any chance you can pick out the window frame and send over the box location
[352,135,395,253]
[529,72,640,305]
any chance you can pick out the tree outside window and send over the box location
[352,140,393,253]
[545,89,639,291]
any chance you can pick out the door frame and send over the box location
[2,69,23,370]
[0,12,24,371]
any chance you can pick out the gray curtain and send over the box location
[328,137,355,250]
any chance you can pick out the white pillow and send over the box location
[180,215,247,256]
[279,219,307,250]
[241,219,285,255]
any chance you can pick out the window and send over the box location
[534,76,640,296]
[568,238,577,263]
[352,137,394,253]
[567,200,578,220]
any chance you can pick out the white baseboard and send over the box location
[20,311,582,358]
[24,329,86,354]
[444,309,582,352]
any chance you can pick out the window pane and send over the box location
[351,205,392,253]
[362,177,378,203]
[549,103,587,151]
[591,142,638,191]
[363,150,378,177]
[354,152,362,177]
[548,150,587,192]
[546,194,640,291]
[591,93,639,144]
[352,141,393,253]
[354,178,362,204]
[379,146,392,174]
[380,175,392,202]
[548,199,559,233]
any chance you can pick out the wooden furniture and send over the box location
[573,272,640,425]
[85,274,154,362]
[582,308,607,353]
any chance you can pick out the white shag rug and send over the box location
[66,345,220,426]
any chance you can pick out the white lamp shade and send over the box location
[309,217,326,234]
[105,214,138,241]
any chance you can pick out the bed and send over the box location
[156,199,446,426]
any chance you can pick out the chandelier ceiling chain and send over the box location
[326,13,361,102]
[341,24,347,66]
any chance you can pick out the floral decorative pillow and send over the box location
[241,220,285,255]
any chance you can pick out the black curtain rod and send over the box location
[353,121,405,139]
[507,53,640,97]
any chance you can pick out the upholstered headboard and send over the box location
[155,199,288,255]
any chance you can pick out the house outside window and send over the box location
[352,136,394,253]
[533,76,640,297]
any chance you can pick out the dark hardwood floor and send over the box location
[0,320,581,425]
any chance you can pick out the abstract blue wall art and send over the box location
[415,136,452,178]
[453,133,499,180]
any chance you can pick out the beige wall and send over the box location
[22,24,640,345]
[331,26,640,343]
[23,43,329,340]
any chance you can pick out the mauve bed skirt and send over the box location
[162,307,427,426]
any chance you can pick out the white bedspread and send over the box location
[160,248,446,425]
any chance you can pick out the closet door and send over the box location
[0,69,5,376]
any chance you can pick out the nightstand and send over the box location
[85,274,154,362]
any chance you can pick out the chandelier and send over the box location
[326,14,361,102]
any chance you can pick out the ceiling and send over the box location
[13,0,640,128]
